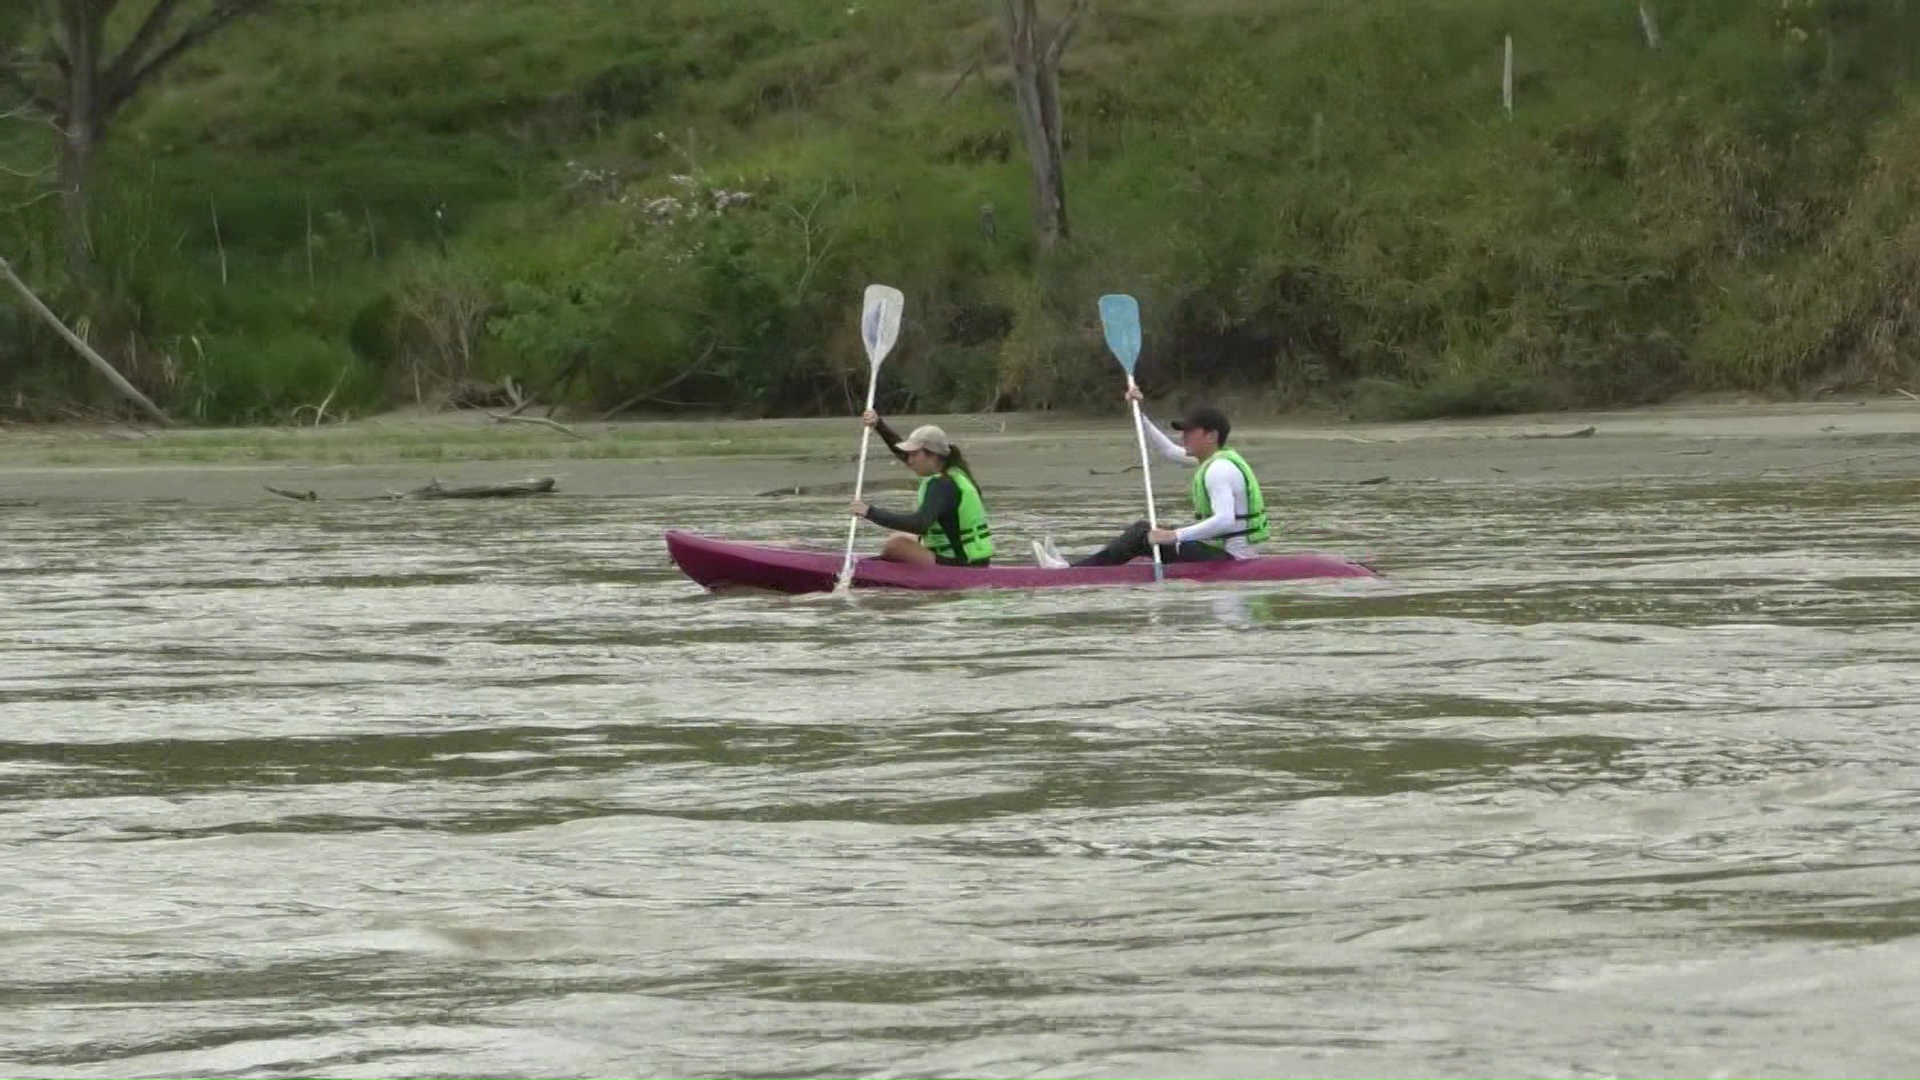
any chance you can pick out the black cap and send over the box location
[1170,405,1230,444]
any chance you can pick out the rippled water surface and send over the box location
[3,479,1919,1078]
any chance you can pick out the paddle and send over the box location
[835,283,906,593]
[1098,293,1164,584]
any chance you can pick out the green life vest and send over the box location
[1189,447,1269,547]
[918,467,994,562]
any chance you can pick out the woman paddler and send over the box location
[847,410,995,568]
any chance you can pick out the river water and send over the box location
[3,478,1918,1078]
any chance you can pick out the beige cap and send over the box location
[895,425,951,456]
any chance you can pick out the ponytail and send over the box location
[940,446,981,492]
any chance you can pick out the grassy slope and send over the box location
[4,0,1920,422]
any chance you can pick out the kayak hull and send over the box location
[664,529,1379,595]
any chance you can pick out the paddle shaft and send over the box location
[1126,378,1166,581]
[837,371,882,586]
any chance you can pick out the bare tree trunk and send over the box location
[55,0,104,276]
[996,0,1089,253]
[58,125,97,273]
[32,0,276,278]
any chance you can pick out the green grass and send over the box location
[6,0,1920,423]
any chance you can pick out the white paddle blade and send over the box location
[861,284,905,367]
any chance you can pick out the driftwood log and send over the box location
[265,477,558,502]
[401,477,557,500]
[1514,426,1597,440]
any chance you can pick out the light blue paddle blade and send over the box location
[1098,293,1142,375]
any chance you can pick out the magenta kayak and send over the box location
[664,530,1380,594]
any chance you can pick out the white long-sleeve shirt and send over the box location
[1140,412,1257,559]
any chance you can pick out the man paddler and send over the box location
[1034,387,1267,568]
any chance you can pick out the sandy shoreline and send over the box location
[3,396,1919,505]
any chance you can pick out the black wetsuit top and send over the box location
[860,417,988,567]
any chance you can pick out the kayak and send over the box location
[664,529,1380,595]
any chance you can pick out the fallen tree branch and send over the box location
[314,366,347,423]
[485,412,586,440]
[505,354,587,418]
[940,54,986,103]
[0,256,173,426]
[598,341,719,422]
[289,365,351,427]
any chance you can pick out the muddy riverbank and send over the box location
[3,397,1918,507]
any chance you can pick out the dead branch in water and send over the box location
[264,477,559,502]
[1513,426,1597,440]
[397,477,557,500]
[1764,449,1920,476]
